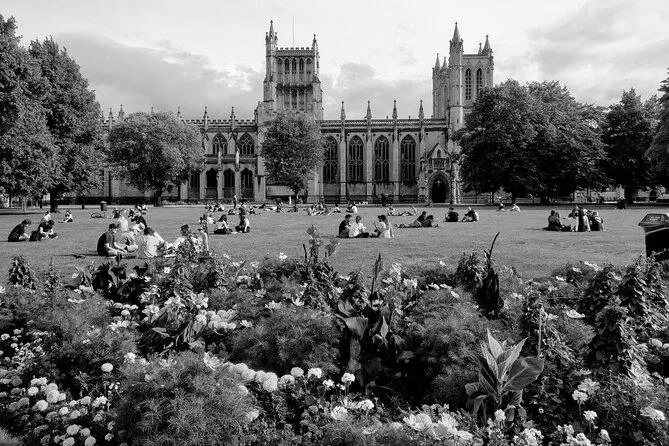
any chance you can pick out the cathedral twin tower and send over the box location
[99,21,493,204]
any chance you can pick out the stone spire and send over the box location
[419,100,424,120]
[452,21,461,43]
[312,34,318,51]
[176,106,181,120]
[108,107,113,120]
[203,106,209,131]
[434,53,440,69]
[392,100,398,120]
[482,35,492,55]
[340,101,346,121]
[478,42,482,55]
[117,104,124,121]
[365,101,372,121]
[230,106,236,131]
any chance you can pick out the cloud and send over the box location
[56,32,263,119]
[323,62,431,119]
[523,0,669,105]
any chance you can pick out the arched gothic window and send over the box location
[237,133,254,155]
[206,169,218,189]
[465,69,472,101]
[223,169,234,188]
[476,68,483,97]
[212,133,227,156]
[241,168,253,189]
[374,136,390,183]
[400,136,416,186]
[347,136,364,182]
[189,172,200,189]
[323,137,338,183]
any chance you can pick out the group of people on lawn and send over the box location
[338,214,393,238]
[6,209,74,243]
[545,206,604,232]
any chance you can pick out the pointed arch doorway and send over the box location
[428,172,450,203]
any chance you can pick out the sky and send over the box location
[3,0,668,120]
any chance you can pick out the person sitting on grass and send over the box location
[461,207,479,222]
[97,223,134,257]
[347,202,358,214]
[338,214,352,238]
[387,205,396,216]
[422,215,438,227]
[497,199,505,211]
[214,215,233,234]
[590,211,604,231]
[8,219,31,242]
[235,214,251,233]
[445,207,459,222]
[577,207,591,232]
[544,210,564,231]
[172,224,202,251]
[371,215,393,238]
[31,220,58,241]
[332,203,341,214]
[40,210,52,225]
[137,227,168,259]
[416,211,427,225]
[349,215,370,238]
[62,210,73,223]
[509,201,521,212]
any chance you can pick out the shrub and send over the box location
[7,255,36,290]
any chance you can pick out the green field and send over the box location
[0,204,664,280]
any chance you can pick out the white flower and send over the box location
[322,379,334,389]
[0,334,9,341]
[0,286,5,294]
[105,434,113,441]
[572,390,588,403]
[640,406,666,422]
[163,267,172,274]
[600,429,611,442]
[69,410,81,419]
[27,386,39,396]
[583,261,602,272]
[359,399,374,411]
[278,252,287,261]
[33,400,49,411]
[124,352,137,363]
[240,320,253,328]
[203,352,222,370]
[584,410,597,422]
[330,406,349,421]
[253,371,267,383]
[555,276,566,282]
[66,425,80,436]
[262,378,278,392]
[240,369,256,383]
[236,384,249,396]
[91,396,108,408]
[341,372,355,384]
[84,436,97,446]
[245,409,260,422]
[59,407,69,416]
[30,377,47,386]
[577,378,600,394]
[80,428,90,437]
[566,309,585,319]
[649,338,663,348]
[403,413,433,431]
[290,367,304,378]
[100,363,113,373]
[62,438,75,446]
[79,396,91,405]
[265,301,283,311]
[494,409,506,423]
[250,261,259,269]
[307,367,323,379]
[279,374,295,387]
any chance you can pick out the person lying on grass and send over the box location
[8,219,31,242]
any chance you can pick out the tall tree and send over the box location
[107,111,203,206]
[0,15,54,209]
[647,69,669,185]
[261,111,325,201]
[29,38,105,211]
[602,89,657,203]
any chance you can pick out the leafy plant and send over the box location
[465,330,544,426]
[474,233,503,318]
[7,255,36,290]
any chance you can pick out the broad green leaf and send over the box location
[503,357,545,392]
[487,329,505,359]
[343,317,368,339]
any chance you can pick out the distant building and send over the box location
[94,21,493,204]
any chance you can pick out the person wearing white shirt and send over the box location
[348,215,369,238]
[372,215,393,238]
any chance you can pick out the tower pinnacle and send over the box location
[434,53,440,69]
[392,100,398,120]
[366,101,372,121]
[482,34,492,55]
[452,22,461,43]
[340,101,346,121]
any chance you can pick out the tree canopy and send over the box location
[602,89,657,202]
[0,15,55,206]
[29,37,105,210]
[261,111,325,199]
[647,68,669,185]
[107,112,203,205]
[454,80,605,202]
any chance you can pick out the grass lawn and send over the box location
[0,204,664,280]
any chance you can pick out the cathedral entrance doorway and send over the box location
[428,172,450,203]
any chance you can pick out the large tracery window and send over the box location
[476,68,483,98]
[400,135,416,186]
[237,133,255,155]
[374,136,390,183]
[323,136,338,183]
[347,136,364,182]
[212,133,227,156]
[465,69,472,101]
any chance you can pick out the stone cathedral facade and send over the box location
[97,21,493,204]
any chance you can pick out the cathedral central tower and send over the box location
[260,21,323,122]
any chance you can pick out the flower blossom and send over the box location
[100,363,113,373]
[572,390,588,403]
[341,373,355,384]
[403,413,433,431]
[583,411,597,422]
[322,379,334,389]
[307,367,322,379]
[577,378,600,394]
[330,406,349,421]
[290,367,304,378]
[640,406,666,422]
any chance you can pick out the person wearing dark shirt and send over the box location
[8,219,31,242]
[416,211,427,224]
[590,211,604,231]
[422,215,438,227]
[446,207,459,222]
[97,223,124,257]
[338,214,352,237]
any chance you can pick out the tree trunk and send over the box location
[155,190,163,207]
[49,190,59,213]
[624,187,635,204]
[20,196,26,212]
